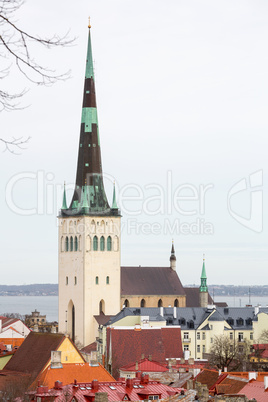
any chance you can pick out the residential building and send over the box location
[96,306,268,361]
[106,326,183,379]
[0,332,85,391]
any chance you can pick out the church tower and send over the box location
[199,255,208,307]
[58,22,121,347]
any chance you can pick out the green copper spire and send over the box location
[200,255,208,293]
[61,182,67,210]
[112,182,118,210]
[60,22,121,218]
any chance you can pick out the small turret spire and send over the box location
[170,240,176,271]
[61,182,67,210]
[111,182,118,210]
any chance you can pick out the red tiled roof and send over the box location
[107,327,183,379]
[215,376,247,395]
[31,379,184,401]
[121,266,185,296]
[81,341,97,354]
[4,332,66,379]
[194,369,221,390]
[238,380,268,401]
[121,358,168,373]
[228,372,268,382]
[34,363,116,389]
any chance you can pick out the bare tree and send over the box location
[0,0,74,152]
[260,330,268,343]
[208,335,250,371]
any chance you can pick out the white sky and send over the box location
[0,0,267,285]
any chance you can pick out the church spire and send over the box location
[170,240,176,271]
[111,182,118,210]
[61,23,119,217]
[61,182,67,210]
[200,255,208,292]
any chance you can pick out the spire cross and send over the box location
[88,17,91,29]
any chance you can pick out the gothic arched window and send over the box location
[158,299,163,307]
[141,299,146,307]
[106,276,109,285]
[65,237,69,252]
[74,236,78,251]
[70,236,73,252]
[174,299,179,307]
[95,276,99,285]
[93,236,98,251]
[100,236,105,251]
[107,236,112,251]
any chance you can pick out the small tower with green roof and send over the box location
[199,255,208,307]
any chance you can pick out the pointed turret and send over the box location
[61,23,119,217]
[61,182,67,210]
[111,182,118,210]
[199,255,208,307]
[170,240,176,271]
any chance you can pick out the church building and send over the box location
[58,23,211,347]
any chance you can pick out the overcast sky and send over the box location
[0,0,267,286]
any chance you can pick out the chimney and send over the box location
[264,376,268,390]
[95,392,108,402]
[148,355,152,361]
[54,381,62,390]
[136,371,142,380]
[141,374,149,385]
[254,306,260,315]
[160,307,164,317]
[135,361,139,370]
[51,351,62,369]
[0,319,2,333]
[141,353,145,359]
[173,307,177,319]
[92,379,99,391]
[248,372,257,381]
[126,378,134,389]
[224,367,227,372]
[218,369,222,376]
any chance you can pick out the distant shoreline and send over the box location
[0,283,267,297]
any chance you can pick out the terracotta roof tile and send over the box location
[34,363,116,389]
[194,369,220,389]
[121,358,168,373]
[107,327,183,379]
[121,267,185,296]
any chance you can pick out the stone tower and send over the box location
[199,255,208,308]
[58,23,121,347]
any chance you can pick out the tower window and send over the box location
[100,236,105,251]
[95,276,99,285]
[107,236,112,251]
[106,276,109,285]
[66,276,68,285]
[93,236,98,251]
[65,237,69,252]
[124,299,129,308]
[74,276,77,285]
[174,299,179,307]
[70,236,73,252]
[74,236,78,251]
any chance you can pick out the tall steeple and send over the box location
[61,22,118,217]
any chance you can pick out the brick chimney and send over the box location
[141,374,149,384]
[135,361,139,370]
[92,379,99,391]
[148,355,152,361]
[126,378,134,389]
[54,381,62,390]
